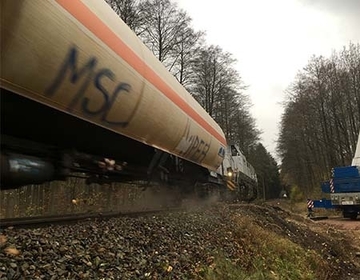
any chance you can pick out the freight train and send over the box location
[0,0,257,201]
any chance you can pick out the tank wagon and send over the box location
[0,0,257,201]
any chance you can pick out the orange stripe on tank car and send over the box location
[55,0,226,146]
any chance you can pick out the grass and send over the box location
[198,214,330,280]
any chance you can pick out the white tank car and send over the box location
[1,0,257,200]
[1,0,225,171]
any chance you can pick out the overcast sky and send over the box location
[174,0,360,159]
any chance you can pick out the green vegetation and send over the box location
[290,185,304,203]
[199,215,329,280]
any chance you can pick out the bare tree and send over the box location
[169,22,205,87]
[277,42,360,195]
[137,0,189,68]
[191,45,235,116]
[105,0,144,35]
[190,45,259,155]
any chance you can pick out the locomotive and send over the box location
[0,0,257,201]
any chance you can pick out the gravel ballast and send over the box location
[1,203,360,280]
[0,205,239,279]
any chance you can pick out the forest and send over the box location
[105,0,359,199]
[278,43,360,196]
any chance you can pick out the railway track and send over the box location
[0,208,179,228]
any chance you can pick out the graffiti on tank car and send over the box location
[45,45,132,127]
[184,134,210,162]
[176,123,210,163]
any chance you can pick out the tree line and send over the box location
[105,0,281,199]
[277,42,360,196]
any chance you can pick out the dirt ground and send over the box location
[314,215,360,267]
[266,199,360,241]
[317,217,360,230]
[263,199,360,277]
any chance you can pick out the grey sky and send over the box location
[301,0,360,16]
[300,0,360,38]
[174,0,360,159]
